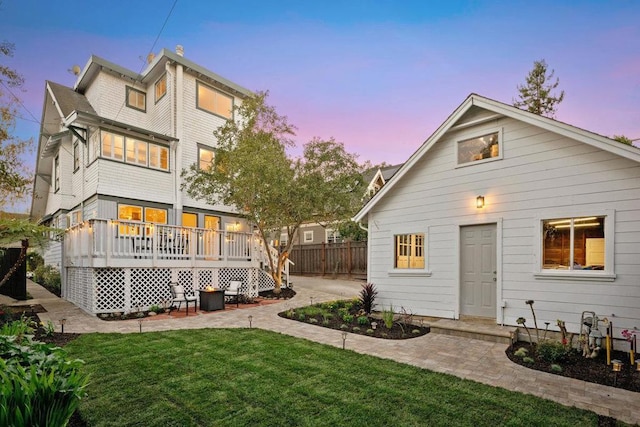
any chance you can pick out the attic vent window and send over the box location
[457,131,501,165]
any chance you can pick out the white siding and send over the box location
[367,115,640,332]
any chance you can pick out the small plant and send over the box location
[537,340,569,363]
[514,347,529,358]
[522,356,535,364]
[342,314,354,323]
[352,326,360,332]
[309,318,318,324]
[298,313,306,321]
[339,324,348,330]
[357,316,369,326]
[149,304,163,314]
[285,309,295,319]
[1,315,36,342]
[41,320,56,337]
[366,329,374,334]
[337,308,349,318]
[551,364,563,373]
[382,305,395,329]
[322,312,333,322]
[412,329,421,334]
[322,319,330,326]
[358,283,378,314]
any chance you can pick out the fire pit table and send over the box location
[198,288,225,311]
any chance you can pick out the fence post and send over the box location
[321,242,326,276]
[347,241,352,278]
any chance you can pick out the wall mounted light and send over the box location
[476,195,485,209]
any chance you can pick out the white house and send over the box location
[353,94,640,335]
[30,46,283,315]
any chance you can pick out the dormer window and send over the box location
[126,86,146,112]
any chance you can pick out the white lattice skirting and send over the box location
[64,267,276,315]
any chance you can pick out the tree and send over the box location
[182,92,366,292]
[0,41,46,289]
[513,59,565,118]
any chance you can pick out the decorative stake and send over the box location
[60,318,67,334]
[310,296,314,306]
[612,359,622,386]
[248,315,253,328]
[341,331,347,350]
[138,319,143,333]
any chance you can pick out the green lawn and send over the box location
[65,328,599,427]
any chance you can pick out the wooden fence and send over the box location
[287,241,367,278]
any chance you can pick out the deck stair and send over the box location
[424,316,518,344]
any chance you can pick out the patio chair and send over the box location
[168,282,197,315]
[225,280,242,307]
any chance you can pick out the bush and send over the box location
[537,340,569,363]
[26,252,44,273]
[33,265,61,296]
[358,283,378,314]
[342,314,354,323]
[357,316,369,326]
[382,305,395,329]
[0,320,88,427]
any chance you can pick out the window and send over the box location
[149,143,169,170]
[73,143,80,171]
[542,216,606,271]
[279,233,288,247]
[204,215,220,230]
[100,130,169,171]
[457,131,500,165]
[69,210,82,226]
[118,204,143,235]
[395,234,425,269]
[126,86,146,112]
[326,229,343,244]
[126,137,147,166]
[101,131,124,161]
[196,81,233,119]
[304,231,314,243]
[182,213,198,228]
[144,207,167,224]
[199,147,215,170]
[155,74,167,103]
[54,155,60,192]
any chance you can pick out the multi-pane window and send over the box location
[149,143,169,170]
[457,132,500,165]
[69,210,82,226]
[101,131,125,161]
[542,216,605,270]
[118,204,167,235]
[304,231,314,243]
[54,155,60,192]
[73,143,80,171]
[199,147,215,170]
[155,74,167,103]
[144,207,167,224]
[126,86,146,112]
[196,81,233,119]
[326,229,343,244]
[126,138,147,166]
[395,233,425,269]
[182,213,198,228]
[100,130,169,171]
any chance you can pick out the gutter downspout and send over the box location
[175,60,184,224]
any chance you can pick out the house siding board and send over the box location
[95,160,174,203]
[367,115,640,329]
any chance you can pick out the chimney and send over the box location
[147,53,155,64]
[176,45,184,57]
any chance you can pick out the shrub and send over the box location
[149,305,163,314]
[26,252,44,273]
[537,340,569,363]
[352,327,360,332]
[514,347,529,358]
[309,318,318,324]
[33,265,61,296]
[412,329,421,334]
[339,324,348,330]
[321,312,333,322]
[551,364,563,373]
[357,316,369,326]
[298,313,306,321]
[522,356,535,364]
[342,314,354,323]
[0,330,88,427]
[366,329,374,334]
[358,283,378,314]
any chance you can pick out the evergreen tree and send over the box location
[513,59,565,118]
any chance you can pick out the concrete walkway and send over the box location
[5,277,640,425]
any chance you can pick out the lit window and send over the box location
[182,213,198,228]
[126,86,146,112]
[70,210,82,226]
[118,204,143,235]
[542,217,605,271]
[199,147,215,170]
[155,74,167,103]
[126,138,148,166]
[54,155,60,192]
[149,143,169,170]
[145,207,167,224]
[304,231,314,243]
[73,143,80,171]
[395,234,425,269]
[196,81,233,119]
[101,131,124,161]
[457,131,500,165]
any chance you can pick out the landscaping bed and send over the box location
[506,342,640,393]
[278,298,430,339]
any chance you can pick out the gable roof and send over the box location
[47,81,96,117]
[353,93,640,223]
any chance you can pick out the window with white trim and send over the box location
[73,143,80,171]
[149,143,169,170]
[542,216,606,271]
[304,231,314,243]
[69,210,82,226]
[394,233,425,269]
[326,229,342,244]
[100,130,169,171]
[54,155,60,192]
[199,147,215,170]
[155,74,167,103]
[126,86,146,112]
[457,131,501,165]
[126,137,147,166]
[196,81,233,119]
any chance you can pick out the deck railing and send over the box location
[64,219,261,268]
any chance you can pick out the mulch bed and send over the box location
[506,342,640,393]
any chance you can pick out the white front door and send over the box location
[460,224,497,318]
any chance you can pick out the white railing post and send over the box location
[106,220,112,265]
